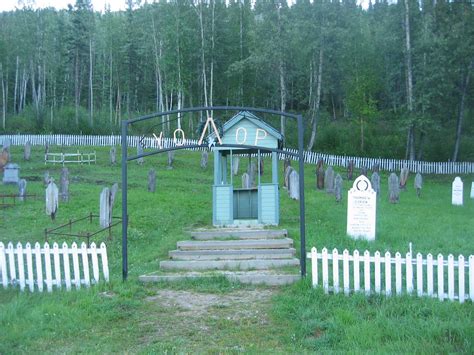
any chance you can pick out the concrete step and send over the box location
[159,258,300,271]
[139,271,300,286]
[190,228,288,240]
[177,238,293,251]
[168,248,296,261]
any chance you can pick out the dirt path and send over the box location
[139,288,286,352]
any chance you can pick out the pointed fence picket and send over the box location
[0,242,109,292]
[308,247,474,303]
[2,134,473,174]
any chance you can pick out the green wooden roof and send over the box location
[208,111,283,143]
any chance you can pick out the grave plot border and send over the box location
[0,193,37,208]
[121,106,306,281]
[44,212,121,246]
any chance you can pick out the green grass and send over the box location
[1,145,473,353]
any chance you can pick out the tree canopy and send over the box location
[0,0,472,161]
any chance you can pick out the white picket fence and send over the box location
[1,134,474,174]
[45,151,97,165]
[307,247,474,303]
[0,242,109,292]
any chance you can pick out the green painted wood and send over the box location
[233,188,258,219]
[258,184,279,225]
[222,119,278,149]
[213,185,233,226]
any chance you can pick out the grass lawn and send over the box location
[1,145,473,353]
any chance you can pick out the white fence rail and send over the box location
[307,247,474,303]
[1,134,473,174]
[0,242,109,292]
[45,151,97,165]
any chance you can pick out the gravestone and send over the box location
[284,166,294,190]
[388,173,400,204]
[334,174,343,203]
[24,141,31,161]
[18,179,27,201]
[137,145,144,165]
[109,183,118,225]
[110,146,117,165]
[452,177,463,206]
[242,172,251,189]
[100,187,111,228]
[347,175,377,241]
[283,158,291,177]
[200,150,208,169]
[347,160,354,180]
[414,173,423,197]
[289,170,299,200]
[232,157,239,176]
[3,163,20,184]
[471,182,474,199]
[370,171,381,195]
[45,180,59,220]
[44,171,51,187]
[316,159,325,190]
[248,162,257,187]
[325,166,335,194]
[372,163,380,173]
[44,141,49,155]
[399,167,409,190]
[60,167,69,202]
[2,138,11,153]
[167,151,174,169]
[148,169,156,192]
[360,166,368,177]
[0,149,10,172]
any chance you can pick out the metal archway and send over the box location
[121,106,306,280]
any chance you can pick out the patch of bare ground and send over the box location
[139,289,278,350]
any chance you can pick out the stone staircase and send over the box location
[139,228,301,286]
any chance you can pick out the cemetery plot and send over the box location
[45,151,97,165]
[44,213,121,246]
[0,193,37,208]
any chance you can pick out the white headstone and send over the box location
[347,175,377,241]
[470,182,474,199]
[289,170,299,200]
[232,157,239,176]
[100,187,111,228]
[3,163,20,184]
[137,145,144,165]
[452,177,463,206]
[45,181,59,219]
[242,173,251,189]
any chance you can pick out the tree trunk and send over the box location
[74,49,80,126]
[209,0,215,108]
[452,59,473,162]
[239,0,244,104]
[109,53,113,124]
[307,48,323,151]
[89,38,94,126]
[404,0,415,160]
[0,63,6,130]
[277,5,286,141]
[13,56,19,114]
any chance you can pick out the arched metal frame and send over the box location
[121,106,306,280]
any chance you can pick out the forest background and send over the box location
[0,0,473,161]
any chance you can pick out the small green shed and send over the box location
[211,111,283,226]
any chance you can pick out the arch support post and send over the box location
[121,121,128,281]
[297,114,306,277]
